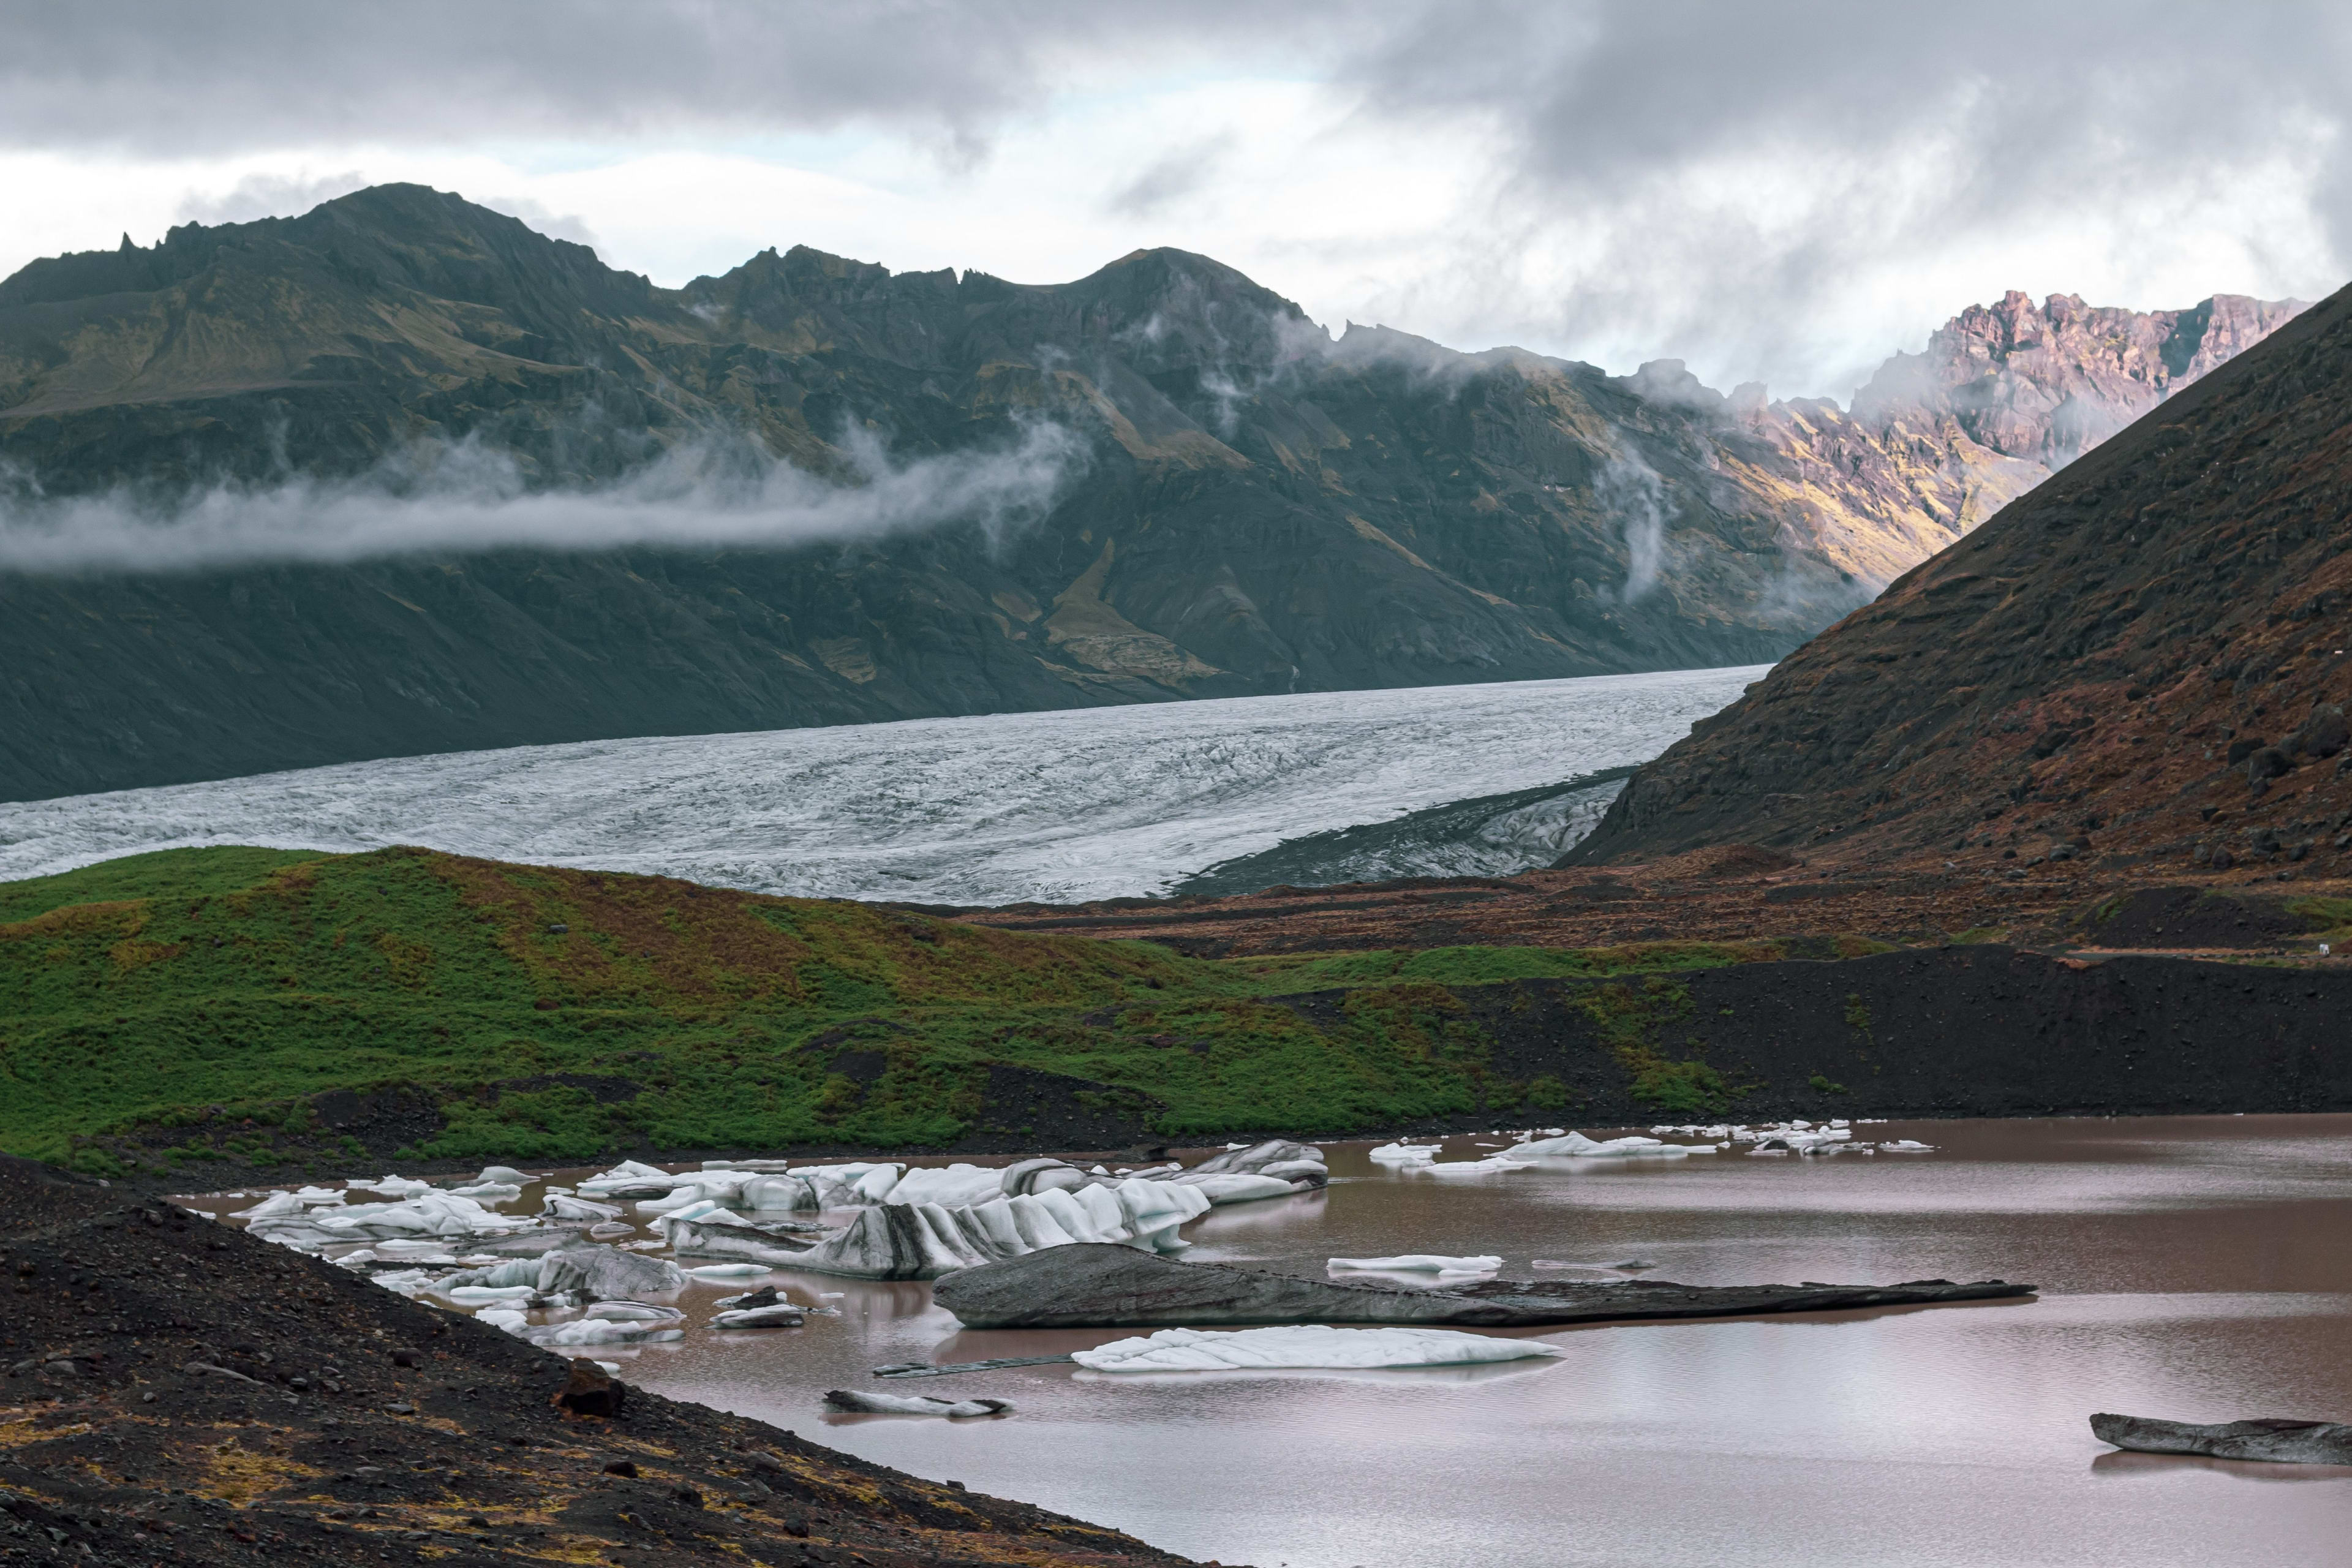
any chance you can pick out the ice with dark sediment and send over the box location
[824,1389,1013,1417]
[1070,1325,1562,1373]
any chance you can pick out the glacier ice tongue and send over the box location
[1071,1325,1561,1373]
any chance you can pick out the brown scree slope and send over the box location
[1570,277,2352,880]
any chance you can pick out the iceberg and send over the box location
[1070,1325,1561,1373]
[785,1178,1213,1281]
[1329,1255,1502,1274]
[1515,1132,1712,1159]
[823,1389,1012,1417]
[1368,1142,1440,1164]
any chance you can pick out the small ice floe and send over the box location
[1516,1132,1716,1159]
[447,1182,523,1202]
[1071,1325,1562,1373]
[1532,1259,1658,1272]
[684,1263,772,1279]
[579,1302,682,1322]
[712,1303,807,1329]
[704,1158,795,1172]
[1368,1142,1440,1164]
[543,1194,624,1224]
[588,1223,638,1241]
[1882,1139,1937,1152]
[1421,1155,1534,1175]
[538,1319,685,1347]
[369,1269,438,1296]
[443,1284,538,1303]
[1328,1256,1503,1275]
[823,1389,1012,1417]
[594,1360,623,1376]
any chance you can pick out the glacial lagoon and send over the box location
[189,1115,2352,1566]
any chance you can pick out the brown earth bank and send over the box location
[949,845,2350,959]
[0,1156,1200,1568]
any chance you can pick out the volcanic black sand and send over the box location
[0,1156,1197,1568]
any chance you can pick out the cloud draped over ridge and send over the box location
[0,422,1087,575]
[4,2,2351,398]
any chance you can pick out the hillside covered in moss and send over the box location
[0,845,1801,1173]
[7,846,2343,1178]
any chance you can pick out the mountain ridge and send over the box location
[0,184,2304,801]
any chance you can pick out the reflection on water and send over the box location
[190,1115,2352,1566]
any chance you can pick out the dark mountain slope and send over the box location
[1573,279,2352,883]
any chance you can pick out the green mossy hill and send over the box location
[1,846,1816,1172]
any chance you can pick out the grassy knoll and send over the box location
[0,846,1829,1173]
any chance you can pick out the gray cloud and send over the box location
[1107,134,1235,217]
[7,2,2350,396]
[0,1,1287,155]
[176,170,369,225]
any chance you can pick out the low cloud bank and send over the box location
[0,420,1086,574]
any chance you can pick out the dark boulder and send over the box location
[555,1359,625,1419]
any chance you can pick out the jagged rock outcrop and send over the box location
[0,186,2301,801]
[1574,279,2352,883]
[1728,290,2306,587]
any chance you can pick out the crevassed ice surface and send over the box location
[0,666,1762,903]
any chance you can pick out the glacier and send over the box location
[0,665,1761,905]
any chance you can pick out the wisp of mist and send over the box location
[0,419,1088,573]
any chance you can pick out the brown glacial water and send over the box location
[193,1115,2352,1566]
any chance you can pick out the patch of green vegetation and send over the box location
[1949,927,2008,945]
[2286,896,2352,943]
[0,845,1895,1163]
[1844,994,1875,1033]
[1809,1074,1850,1095]
[1569,974,1732,1115]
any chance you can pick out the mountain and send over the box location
[0,186,2301,801]
[1573,279,2352,884]
[1726,290,2307,587]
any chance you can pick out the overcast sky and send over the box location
[6,1,2347,399]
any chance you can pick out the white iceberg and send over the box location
[684,1263,772,1279]
[1368,1142,1440,1164]
[1328,1254,1502,1274]
[1515,1132,1713,1159]
[788,1177,1213,1280]
[1071,1325,1562,1373]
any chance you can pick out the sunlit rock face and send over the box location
[1729,290,2306,587]
[0,184,2299,800]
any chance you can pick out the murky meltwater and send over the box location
[186,1116,2352,1567]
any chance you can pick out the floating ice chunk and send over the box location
[704,1158,795,1172]
[537,1319,684,1346]
[824,1389,1011,1417]
[358,1175,434,1198]
[1178,1174,1300,1205]
[1882,1139,1937,1152]
[1368,1143,1440,1163]
[580,1302,683,1322]
[475,1308,530,1333]
[577,1159,686,1194]
[712,1304,807,1329]
[1072,1325,1561,1373]
[594,1360,622,1376]
[684,1263,772,1278]
[1422,1155,1534,1175]
[1328,1255,1502,1274]
[1516,1132,1708,1159]
[369,1269,437,1295]
[788,1178,1213,1280]
[543,1194,624,1223]
[448,1182,522,1202]
[443,1284,538,1303]
[478,1166,531,1184]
